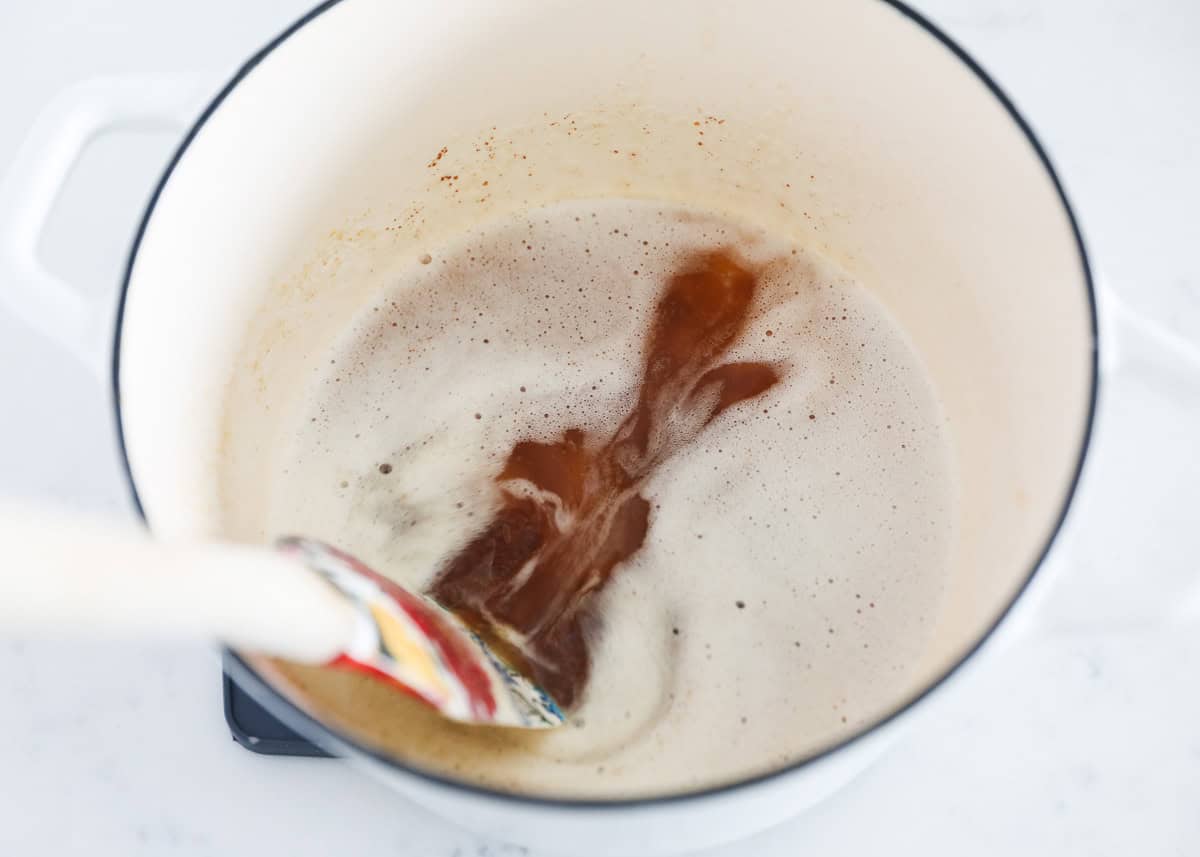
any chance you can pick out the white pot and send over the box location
[0,0,1098,854]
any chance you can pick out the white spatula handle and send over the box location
[0,506,357,663]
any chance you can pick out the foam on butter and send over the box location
[253,200,955,799]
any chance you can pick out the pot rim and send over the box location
[111,0,1099,810]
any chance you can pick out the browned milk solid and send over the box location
[245,200,955,798]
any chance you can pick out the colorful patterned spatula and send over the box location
[276,536,563,729]
[0,506,564,730]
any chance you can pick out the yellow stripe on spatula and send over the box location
[369,600,451,697]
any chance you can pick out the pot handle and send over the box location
[0,75,212,377]
[1010,284,1200,644]
[1101,288,1200,624]
[1099,287,1200,384]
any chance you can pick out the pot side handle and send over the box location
[0,75,211,377]
[1027,286,1200,635]
[1101,288,1200,625]
[987,284,1200,654]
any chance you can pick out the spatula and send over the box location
[0,506,564,730]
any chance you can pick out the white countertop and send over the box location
[1,1,1197,854]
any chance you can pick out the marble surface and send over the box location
[0,1,1197,854]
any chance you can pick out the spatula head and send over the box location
[276,537,564,729]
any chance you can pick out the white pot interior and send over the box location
[118,0,1094,812]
